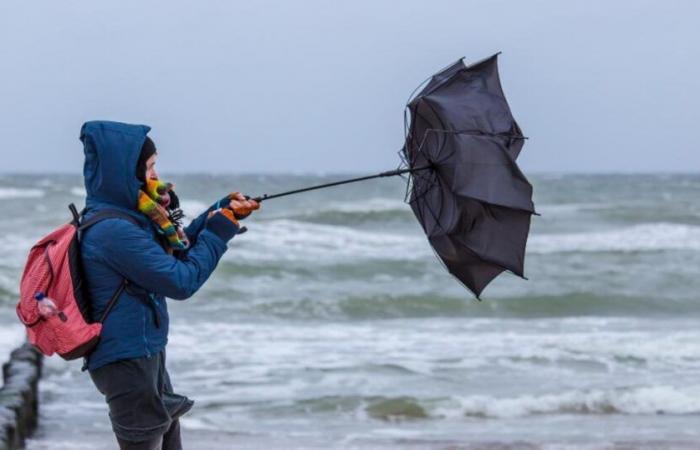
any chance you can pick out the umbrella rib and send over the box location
[410,134,531,277]
[417,60,468,98]
[422,101,449,146]
[409,171,438,205]
[417,129,536,213]
[413,128,456,168]
[422,130,458,166]
[419,183,449,236]
[405,57,467,105]
[425,128,527,140]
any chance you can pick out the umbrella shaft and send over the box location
[252,166,430,202]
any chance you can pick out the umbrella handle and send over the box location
[236,195,252,234]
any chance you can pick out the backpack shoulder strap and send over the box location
[69,204,141,324]
[99,278,129,324]
[76,207,140,232]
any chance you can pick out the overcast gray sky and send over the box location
[0,0,698,174]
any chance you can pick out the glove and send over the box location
[205,208,240,242]
[218,207,239,226]
[223,192,260,220]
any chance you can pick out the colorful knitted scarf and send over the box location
[137,178,190,251]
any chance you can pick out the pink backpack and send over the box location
[16,204,136,360]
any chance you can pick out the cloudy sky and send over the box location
[0,0,697,174]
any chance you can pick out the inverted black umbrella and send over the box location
[401,53,534,297]
[249,53,535,298]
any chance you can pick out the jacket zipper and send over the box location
[142,302,150,358]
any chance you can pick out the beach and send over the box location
[0,173,698,449]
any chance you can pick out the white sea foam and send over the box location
[536,203,607,216]
[0,187,44,199]
[530,223,700,254]
[324,198,409,213]
[442,385,700,418]
[179,199,209,218]
[36,178,54,188]
[24,440,100,450]
[228,219,429,262]
[1,232,42,253]
[165,317,700,380]
[179,416,220,431]
[0,233,41,266]
[69,186,86,197]
[0,324,26,386]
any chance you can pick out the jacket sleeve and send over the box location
[95,218,233,300]
[183,195,230,244]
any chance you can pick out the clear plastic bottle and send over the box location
[34,292,59,318]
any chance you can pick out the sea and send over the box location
[0,173,698,449]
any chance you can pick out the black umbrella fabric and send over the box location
[402,53,535,297]
[251,53,534,298]
[405,53,525,161]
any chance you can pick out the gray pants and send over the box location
[115,420,182,450]
[89,351,193,450]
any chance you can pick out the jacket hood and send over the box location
[81,121,151,210]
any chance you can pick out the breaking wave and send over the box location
[203,291,700,320]
[69,186,86,197]
[228,219,428,262]
[530,223,700,254]
[261,386,700,421]
[0,187,44,199]
[286,199,414,225]
[445,385,700,418]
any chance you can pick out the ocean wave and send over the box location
[228,219,429,262]
[530,223,700,253]
[197,290,700,320]
[278,395,430,420]
[260,385,700,421]
[0,323,26,370]
[249,198,413,225]
[321,198,409,214]
[69,186,86,197]
[240,293,474,320]
[287,207,415,226]
[473,293,700,317]
[445,385,700,418]
[536,203,608,216]
[233,219,700,259]
[178,199,209,218]
[0,233,41,260]
[0,187,44,199]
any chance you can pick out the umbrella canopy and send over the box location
[405,53,525,161]
[403,53,535,297]
[251,53,534,298]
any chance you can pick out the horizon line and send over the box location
[2,170,700,177]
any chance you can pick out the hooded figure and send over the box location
[79,121,252,449]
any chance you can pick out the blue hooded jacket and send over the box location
[80,121,238,371]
